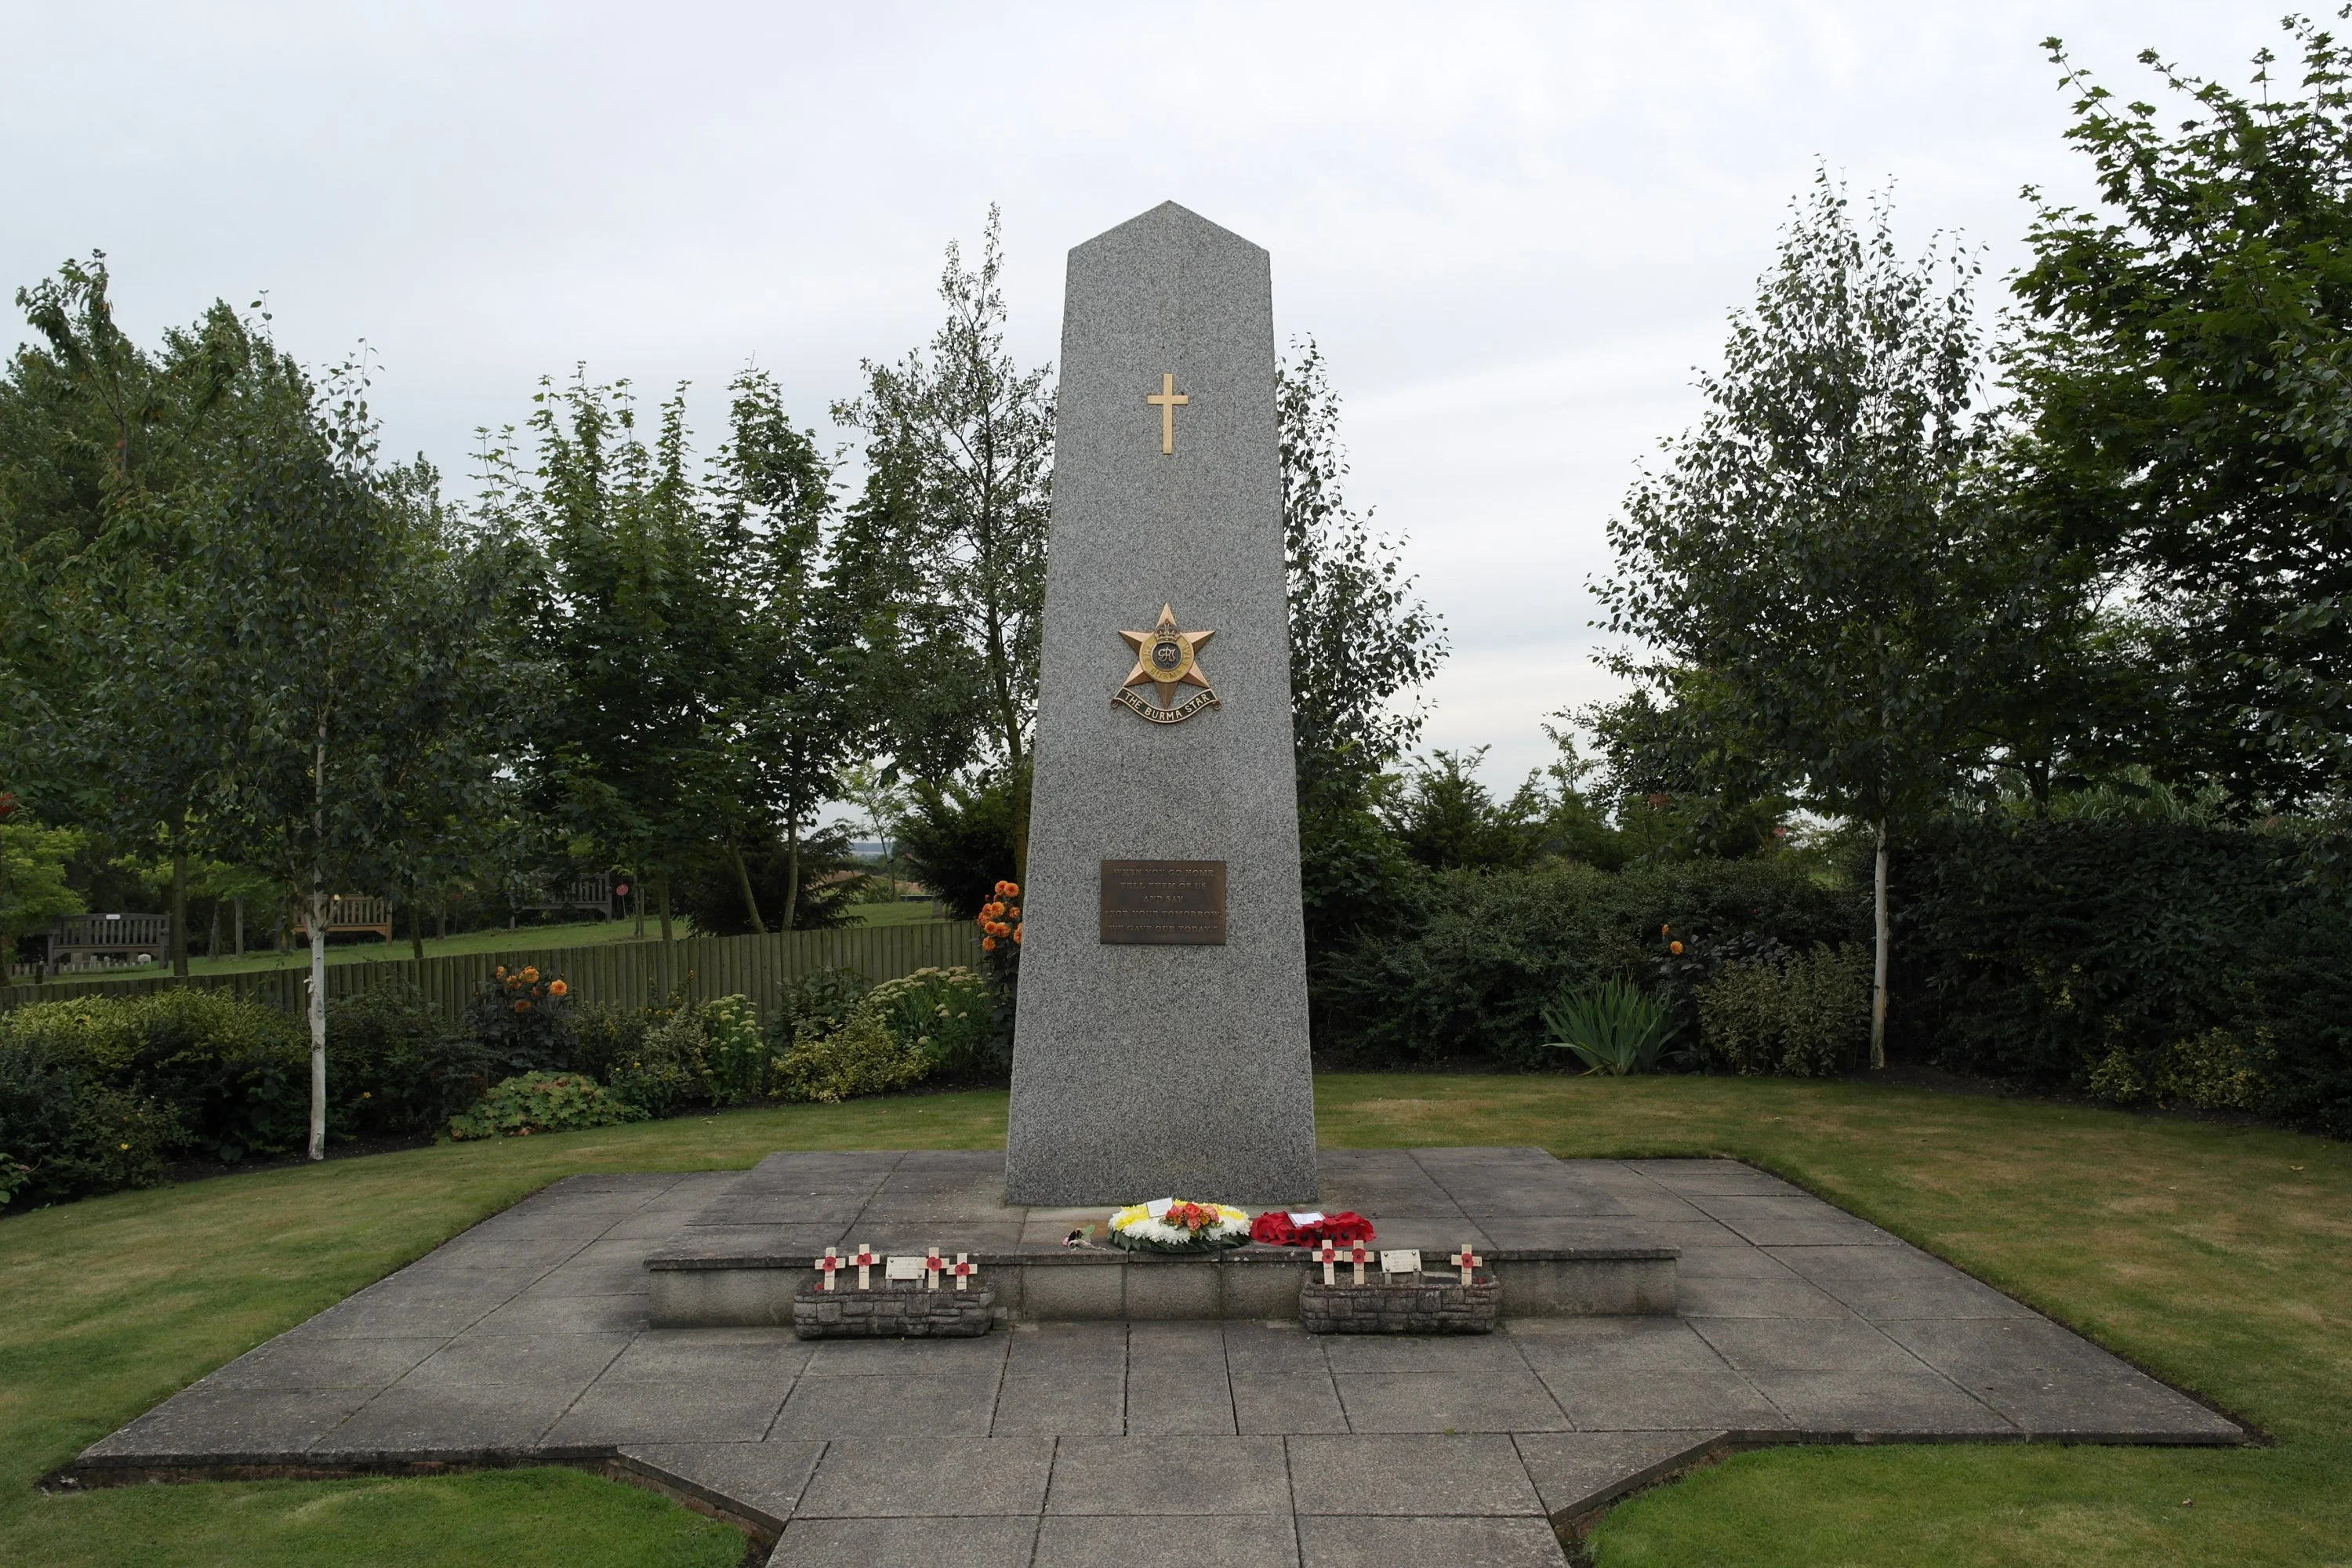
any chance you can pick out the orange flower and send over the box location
[1007,906,1019,919]
[982,936,997,952]
[1000,880,1020,897]
[1669,940,1684,955]
[1658,924,1669,937]
[549,979,568,998]
[981,902,1005,919]
[521,967,539,983]
[494,965,508,979]
[1011,924,1023,945]
[514,999,532,1012]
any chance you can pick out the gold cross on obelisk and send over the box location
[1145,372,1189,455]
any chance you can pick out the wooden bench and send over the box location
[291,895,394,943]
[49,913,172,968]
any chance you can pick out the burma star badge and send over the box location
[1113,604,1221,724]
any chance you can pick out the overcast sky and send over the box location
[5,2,2281,793]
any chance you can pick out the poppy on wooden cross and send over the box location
[1313,1240,1342,1286]
[924,1247,946,1291]
[950,1252,979,1290]
[815,1246,844,1292]
[850,1243,878,1290]
[1346,1241,1370,1287]
[1449,1243,1483,1287]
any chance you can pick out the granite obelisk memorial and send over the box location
[1004,201,1319,1205]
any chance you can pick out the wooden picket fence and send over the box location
[0,920,984,1025]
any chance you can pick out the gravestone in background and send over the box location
[1004,201,1319,1206]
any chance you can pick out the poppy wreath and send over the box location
[1249,1210,1377,1248]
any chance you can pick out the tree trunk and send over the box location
[234,896,245,959]
[437,888,448,941]
[307,883,328,1160]
[1870,821,1889,1072]
[408,883,427,964]
[632,875,645,938]
[308,729,329,1160]
[207,898,223,960]
[730,844,767,934]
[782,826,802,932]
[169,840,190,979]
[659,873,673,945]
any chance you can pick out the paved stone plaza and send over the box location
[73,1154,2245,1566]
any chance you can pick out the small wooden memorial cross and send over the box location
[1313,1240,1341,1286]
[849,1243,878,1290]
[1345,1241,1370,1287]
[949,1252,979,1290]
[924,1246,946,1291]
[815,1246,844,1293]
[1449,1243,1483,1287]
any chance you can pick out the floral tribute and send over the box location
[1105,1197,1253,1253]
[1249,1209,1376,1248]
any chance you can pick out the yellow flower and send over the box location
[118,1142,129,1151]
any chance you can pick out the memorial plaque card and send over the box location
[1099,859,1227,945]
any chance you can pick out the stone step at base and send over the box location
[646,1246,1675,1328]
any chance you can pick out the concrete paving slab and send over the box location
[801,1333,1009,1377]
[1767,1244,2038,1319]
[1286,1433,1541,1515]
[1032,1515,1299,1568]
[1232,1372,1350,1435]
[1512,1431,1726,1518]
[1332,1369,1570,1434]
[1124,1369,1240,1434]
[308,1383,579,1459]
[196,1335,447,1392]
[616,1440,825,1533]
[1623,1160,1804,1196]
[79,1388,374,1465]
[1878,1318,2245,1440]
[1296,1515,1566,1566]
[769,1371,1003,1439]
[1687,1194,1902,1247]
[1222,1322,1333,1376]
[797,1435,1054,1516]
[1006,1320,1128,1374]
[466,1294,649,1336]
[992,1374,1127,1436]
[542,1377,789,1448]
[397,1330,630,1389]
[1047,1435,1290,1513]
[771,1515,1038,1566]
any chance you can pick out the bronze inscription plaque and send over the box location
[1099,859,1228,946]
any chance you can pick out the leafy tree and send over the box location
[833,209,1054,866]
[1596,175,2014,1067]
[1380,749,1545,872]
[708,369,857,930]
[206,364,507,1158]
[2011,18,2352,813]
[0,798,84,968]
[1278,339,1446,949]
[495,376,733,940]
[2,257,271,975]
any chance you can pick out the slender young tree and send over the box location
[210,363,505,1158]
[833,209,1054,869]
[1597,174,2013,1068]
[709,368,856,931]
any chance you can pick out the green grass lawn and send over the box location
[0,1076,2345,1566]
